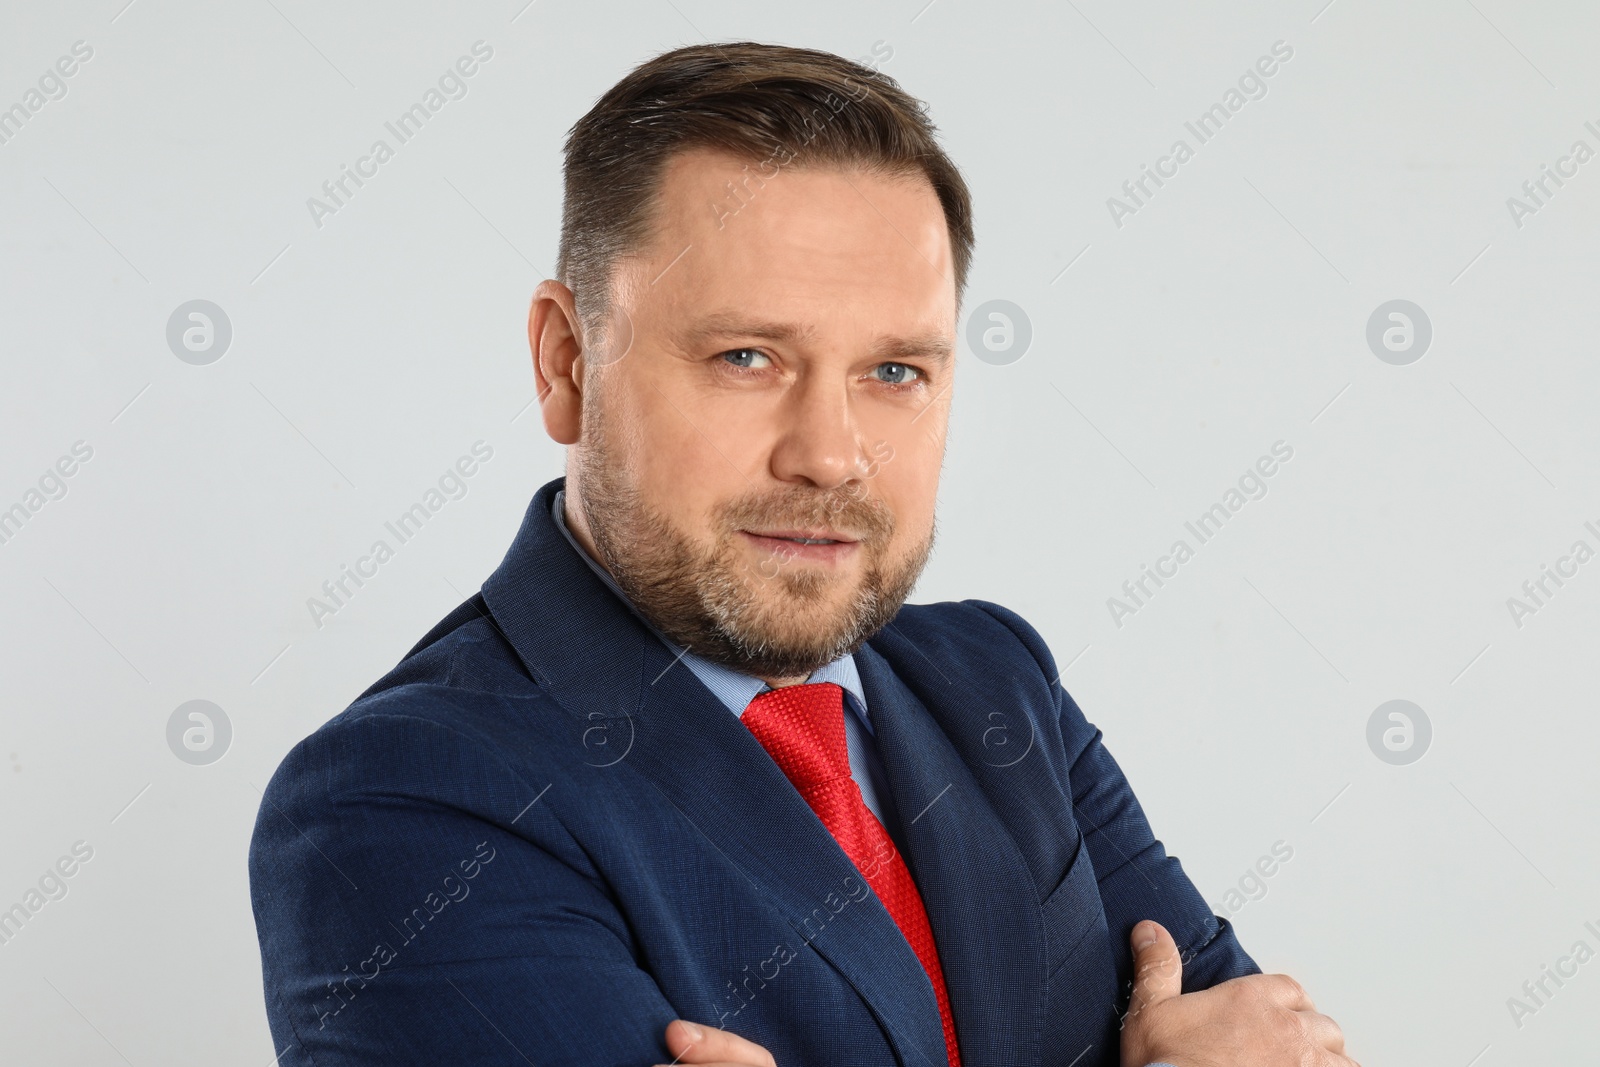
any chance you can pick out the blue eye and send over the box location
[874,362,921,385]
[721,348,770,369]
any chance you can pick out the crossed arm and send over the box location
[649,917,1355,1067]
[250,607,1356,1067]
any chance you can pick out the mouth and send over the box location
[739,528,861,565]
[743,528,858,545]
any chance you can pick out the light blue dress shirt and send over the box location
[550,490,903,844]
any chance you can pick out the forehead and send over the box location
[622,147,957,333]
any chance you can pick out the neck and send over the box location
[560,480,608,577]
[760,673,809,690]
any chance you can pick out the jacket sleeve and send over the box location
[248,706,678,1067]
[971,601,1261,1000]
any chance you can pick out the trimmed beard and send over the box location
[573,390,935,680]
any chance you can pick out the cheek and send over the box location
[862,465,936,556]
[619,389,750,526]
[869,426,942,517]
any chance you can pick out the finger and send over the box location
[1127,919,1183,1015]
[1271,972,1315,1012]
[1296,1009,1345,1054]
[662,1020,778,1067]
[1241,971,1315,1013]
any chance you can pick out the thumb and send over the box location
[661,1019,777,1067]
[1128,920,1183,1014]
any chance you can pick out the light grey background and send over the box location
[2,0,1596,1063]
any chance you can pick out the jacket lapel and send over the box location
[480,477,951,1067]
[630,639,954,1067]
[857,638,1049,1067]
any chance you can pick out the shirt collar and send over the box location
[550,489,870,726]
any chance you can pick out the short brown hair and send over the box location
[556,41,974,332]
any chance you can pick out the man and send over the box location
[249,42,1354,1067]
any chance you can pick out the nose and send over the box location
[766,369,867,491]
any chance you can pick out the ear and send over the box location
[529,279,584,445]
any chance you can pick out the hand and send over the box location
[1119,920,1359,1067]
[655,1019,777,1067]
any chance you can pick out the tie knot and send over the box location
[742,682,850,788]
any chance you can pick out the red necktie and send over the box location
[742,682,961,1067]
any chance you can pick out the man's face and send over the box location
[566,147,957,682]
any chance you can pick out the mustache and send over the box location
[719,486,894,540]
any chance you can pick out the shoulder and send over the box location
[874,597,1062,679]
[867,597,1067,736]
[256,606,564,822]
[355,594,540,705]
[875,599,1101,750]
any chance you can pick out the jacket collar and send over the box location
[480,476,652,725]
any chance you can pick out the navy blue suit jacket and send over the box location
[249,475,1258,1066]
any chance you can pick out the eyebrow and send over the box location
[677,312,955,365]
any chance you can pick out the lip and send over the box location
[742,528,858,543]
[739,529,861,564]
